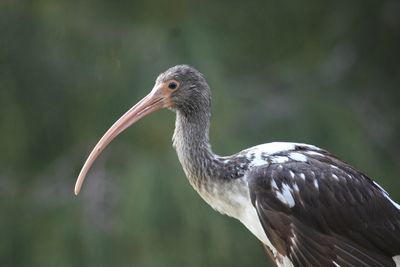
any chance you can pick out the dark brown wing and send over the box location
[248,149,400,267]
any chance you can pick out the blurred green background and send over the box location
[1,0,399,266]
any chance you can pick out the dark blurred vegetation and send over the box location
[1,0,399,266]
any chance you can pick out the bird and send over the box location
[74,65,400,267]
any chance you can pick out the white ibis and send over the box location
[75,65,400,267]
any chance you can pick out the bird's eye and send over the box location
[168,81,178,90]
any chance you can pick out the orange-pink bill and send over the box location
[74,82,174,195]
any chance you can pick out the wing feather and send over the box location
[248,148,400,267]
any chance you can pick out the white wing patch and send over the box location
[305,150,325,157]
[393,255,400,266]
[270,156,289,164]
[272,180,295,208]
[331,164,339,170]
[246,142,296,155]
[244,142,320,168]
[250,152,268,167]
[245,142,319,156]
[288,152,308,162]
[313,179,319,190]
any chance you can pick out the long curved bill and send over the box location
[74,84,172,195]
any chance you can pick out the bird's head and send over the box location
[156,64,211,116]
[74,65,210,195]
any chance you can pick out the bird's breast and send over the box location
[193,176,293,267]
[194,176,266,242]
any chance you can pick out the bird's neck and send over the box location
[172,109,219,188]
[172,109,252,220]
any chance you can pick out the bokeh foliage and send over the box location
[1,0,399,266]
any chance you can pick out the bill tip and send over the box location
[74,184,81,195]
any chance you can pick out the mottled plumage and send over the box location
[248,146,400,266]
